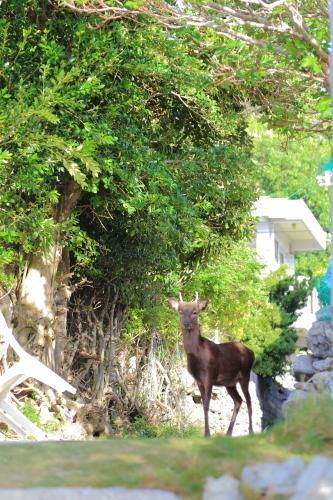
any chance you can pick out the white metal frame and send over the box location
[0,312,76,440]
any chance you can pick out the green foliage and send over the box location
[0,247,15,290]
[126,246,310,377]
[184,246,309,378]
[267,270,310,325]
[182,249,309,377]
[199,1,329,132]
[21,399,63,433]
[183,242,275,341]
[0,0,257,300]
[254,268,310,377]
[123,242,279,365]
[248,118,330,282]
[249,119,330,230]
[59,1,330,134]
[113,416,200,439]
[0,1,320,388]
[296,251,328,282]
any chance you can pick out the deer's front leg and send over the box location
[198,382,212,437]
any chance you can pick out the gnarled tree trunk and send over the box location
[14,180,82,371]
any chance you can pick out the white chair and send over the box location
[0,312,76,440]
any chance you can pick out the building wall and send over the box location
[255,218,294,274]
[255,218,321,335]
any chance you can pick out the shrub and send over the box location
[113,416,200,439]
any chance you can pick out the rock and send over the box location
[209,397,223,414]
[203,475,242,500]
[39,403,56,425]
[292,455,333,500]
[308,371,333,396]
[312,358,333,372]
[182,373,262,436]
[241,457,305,497]
[179,368,195,393]
[57,422,87,441]
[287,389,308,402]
[292,354,315,377]
[307,321,333,359]
[283,390,308,414]
[0,488,181,499]
[294,382,314,392]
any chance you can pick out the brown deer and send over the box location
[168,294,255,437]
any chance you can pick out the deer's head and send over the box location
[168,293,208,332]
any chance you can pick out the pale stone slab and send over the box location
[292,456,333,500]
[307,321,333,359]
[309,371,333,396]
[312,358,333,372]
[293,354,315,376]
[203,475,242,500]
[241,457,305,496]
[0,488,181,500]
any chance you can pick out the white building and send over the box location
[253,196,327,345]
[253,196,326,274]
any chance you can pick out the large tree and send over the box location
[0,0,257,389]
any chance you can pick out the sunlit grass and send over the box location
[269,393,333,456]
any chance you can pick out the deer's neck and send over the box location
[181,325,201,354]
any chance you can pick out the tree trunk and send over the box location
[14,180,82,369]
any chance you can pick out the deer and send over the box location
[168,293,255,437]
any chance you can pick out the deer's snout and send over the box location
[181,314,194,331]
[182,320,191,330]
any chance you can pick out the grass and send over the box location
[21,398,63,433]
[0,434,289,498]
[0,394,332,499]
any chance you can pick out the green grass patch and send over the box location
[0,434,288,498]
[21,399,63,433]
[113,416,202,439]
[269,392,333,455]
[0,394,332,499]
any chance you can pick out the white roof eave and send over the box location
[253,196,327,251]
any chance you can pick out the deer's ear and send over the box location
[198,299,209,312]
[168,298,179,312]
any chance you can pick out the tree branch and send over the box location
[286,5,329,68]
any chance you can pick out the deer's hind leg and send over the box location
[240,376,253,434]
[225,385,242,436]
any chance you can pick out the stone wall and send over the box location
[284,319,333,411]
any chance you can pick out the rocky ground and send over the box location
[180,369,262,436]
[203,455,333,500]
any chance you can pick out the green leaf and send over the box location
[33,108,59,124]
[63,159,87,186]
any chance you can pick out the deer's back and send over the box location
[187,339,255,387]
